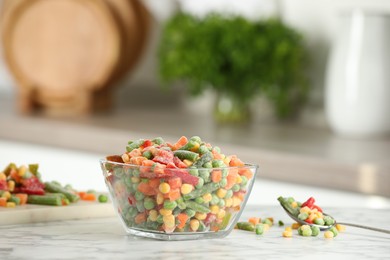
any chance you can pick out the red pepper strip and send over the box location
[301,197,315,208]
[204,213,217,226]
[166,169,199,186]
[305,219,314,224]
[312,204,323,213]
[14,187,45,195]
[0,180,8,191]
[128,195,136,206]
[140,139,153,149]
[173,156,187,168]
[152,149,174,165]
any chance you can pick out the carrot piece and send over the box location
[164,188,181,201]
[14,193,28,205]
[173,136,188,150]
[176,213,189,229]
[229,156,245,167]
[211,170,222,183]
[0,197,7,207]
[168,177,182,190]
[238,168,253,179]
[212,149,223,160]
[149,178,160,189]
[137,182,157,196]
[225,169,238,189]
[248,217,260,225]
[78,191,87,199]
[134,213,147,224]
[81,193,96,201]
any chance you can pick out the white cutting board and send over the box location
[0,200,116,226]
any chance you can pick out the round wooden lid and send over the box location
[1,0,120,97]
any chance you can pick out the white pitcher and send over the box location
[325,10,390,137]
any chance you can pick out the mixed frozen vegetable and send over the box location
[103,136,256,234]
[0,163,107,207]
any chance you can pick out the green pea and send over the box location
[156,215,164,224]
[198,145,209,155]
[311,226,320,236]
[314,218,325,225]
[199,170,210,182]
[98,194,108,203]
[298,213,309,221]
[222,169,228,177]
[173,207,181,216]
[212,160,225,168]
[210,194,220,205]
[143,197,155,210]
[213,147,221,153]
[301,227,312,237]
[262,218,273,226]
[217,199,225,207]
[324,216,335,226]
[330,226,338,237]
[189,168,199,177]
[240,176,248,186]
[232,184,240,192]
[225,189,233,199]
[135,191,145,201]
[136,201,145,212]
[219,178,227,188]
[195,177,204,189]
[189,136,202,143]
[203,162,212,168]
[163,200,177,210]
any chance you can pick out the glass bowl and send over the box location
[100,159,258,240]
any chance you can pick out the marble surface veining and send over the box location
[0,206,389,260]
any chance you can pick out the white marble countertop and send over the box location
[0,206,389,260]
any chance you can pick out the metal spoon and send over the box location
[279,202,390,234]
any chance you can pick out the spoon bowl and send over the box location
[278,199,390,234]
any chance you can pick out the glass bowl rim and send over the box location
[100,158,259,171]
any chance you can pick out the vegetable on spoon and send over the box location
[278,196,390,234]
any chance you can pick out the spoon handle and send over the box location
[337,222,390,234]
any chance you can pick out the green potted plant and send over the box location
[158,13,310,123]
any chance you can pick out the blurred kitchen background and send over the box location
[0,0,389,207]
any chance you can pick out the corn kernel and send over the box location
[232,196,241,207]
[210,205,220,214]
[190,142,200,152]
[291,201,298,208]
[180,184,193,195]
[159,208,172,216]
[190,219,200,231]
[149,210,158,222]
[156,193,164,205]
[291,223,301,229]
[336,224,346,232]
[285,226,292,232]
[217,209,226,219]
[223,156,232,165]
[300,206,311,214]
[163,214,175,228]
[159,182,171,194]
[236,175,242,184]
[308,213,316,222]
[317,212,323,218]
[121,153,130,163]
[131,177,140,183]
[7,180,15,192]
[324,231,334,238]
[183,159,193,167]
[18,165,27,177]
[282,230,293,237]
[6,202,16,208]
[1,191,11,200]
[195,212,207,220]
[202,193,212,203]
[311,208,318,213]
[0,172,6,181]
[263,223,270,231]
[216,188,227,199]
[224,198,233,207]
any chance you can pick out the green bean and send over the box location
[177,140,198,151]
[173,150,199,162]
[262,218,273,226]
[185,201,210,213]
[126,139,144,152]
[236,222,255,232]
[193,152,213,167]
[195,197,204,204]
[152,137,164,145]
[44,182,79,202]
[189,136,202,143]
[8,196,20,205]
[185,208,196,218]
[27,194,62,206]
[156,215,164,224]
[142,150,153,159]
[173,207,182,216]
[199,169,210,182]
[255,223,264,235]
[277,196,299,216]
[183,182,220,200]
